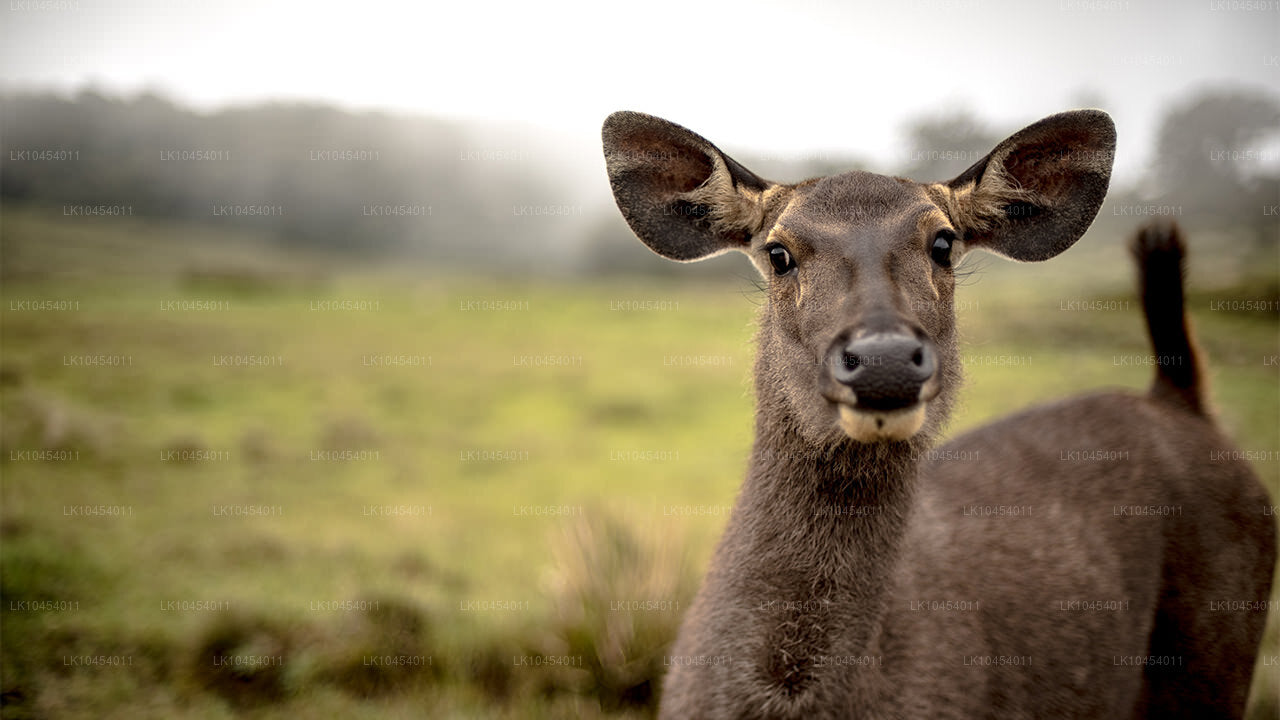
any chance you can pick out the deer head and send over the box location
[603,110,1115,448]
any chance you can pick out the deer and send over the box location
[601,110,1276,719]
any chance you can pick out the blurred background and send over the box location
[1,1,1276,717]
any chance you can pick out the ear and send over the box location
[602,111,779,261]
[944,110,1115,262]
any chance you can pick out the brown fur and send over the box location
[601,110,1276,719]
[677,155,769,240]
[1130,221,1206,414]
[929,173,1040,239]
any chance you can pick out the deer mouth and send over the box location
[835,402,928,442]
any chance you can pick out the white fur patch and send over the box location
[837,404,927,442]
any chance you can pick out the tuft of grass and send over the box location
[183,613,297,709]
[318,415,382,451]
[535,508,698,710]
[311,597,438,698]
[0,387,117,459]
[0,535,130,717]
[238,426,278,464]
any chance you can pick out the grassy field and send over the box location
[1,205,1276,718]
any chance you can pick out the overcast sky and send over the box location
[2,0,1277,185]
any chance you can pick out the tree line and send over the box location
[2,86,1274,274]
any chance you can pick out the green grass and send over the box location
[1,205,1276,717]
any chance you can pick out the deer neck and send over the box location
[743,396,922,578]
[730,384,928,656]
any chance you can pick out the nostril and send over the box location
[830,332,936,409]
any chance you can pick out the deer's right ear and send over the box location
[602,111,778,262]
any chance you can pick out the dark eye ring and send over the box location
[931,229,955,268]
[766,244,795,276]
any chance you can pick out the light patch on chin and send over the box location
[838,404,927,442]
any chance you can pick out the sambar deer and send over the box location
[601,110,1276,719]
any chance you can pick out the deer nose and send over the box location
[829,333,936,411]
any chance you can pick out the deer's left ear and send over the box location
[942,110,1115,262]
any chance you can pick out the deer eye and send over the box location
[766,244,795,275]
[931,230,955,268]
